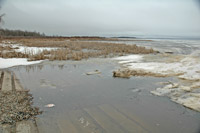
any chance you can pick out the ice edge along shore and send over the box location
[114,54,200,112]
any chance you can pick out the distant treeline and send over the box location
[0,29,45,37]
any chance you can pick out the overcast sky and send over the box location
[1,0,200,37]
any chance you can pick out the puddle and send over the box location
[10,59,200,133]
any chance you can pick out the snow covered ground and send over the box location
[0,42,57,69]
[0,58,42,69]
[114,54,200,81]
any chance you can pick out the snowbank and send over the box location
[0,58,42,69]
[0,43,56,69]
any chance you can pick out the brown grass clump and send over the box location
[113,69,164,78]
[28,53,46,61]
[49,49,68,61]
[0,46,13,51]
[113,69,132,78]
[0,51,27,58]
[0,37,158,61]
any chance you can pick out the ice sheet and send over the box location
[114,55,200,80]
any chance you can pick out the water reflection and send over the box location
[10,59,200,133]
[58,65,64,70]
[13,63,68,73]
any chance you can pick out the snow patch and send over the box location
[0,43,58,54]
[0,58,42,69]
[16,46,57,54]
[114,55,200,80]
[114,55,143,64]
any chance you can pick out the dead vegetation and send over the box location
[0,91,42,125]
[0,37,157,61]
[113,69,165,78]
[113,68,185,78]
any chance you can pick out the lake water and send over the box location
[10,55,200,133]
[100,38,200,55]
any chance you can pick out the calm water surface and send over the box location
[10,59,200,133]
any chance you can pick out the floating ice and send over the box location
[45,104,55,108]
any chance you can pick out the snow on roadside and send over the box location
[0,58,42,69]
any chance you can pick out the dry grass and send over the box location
[0,51,27,58]
[0,37,157,61]
[113,69,165,78]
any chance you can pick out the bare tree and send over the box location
[0,6,5,28]
[0,13,5,23]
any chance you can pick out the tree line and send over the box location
[0,29,45,37]
[0,7,45,37]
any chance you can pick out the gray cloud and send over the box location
[197,0,200,7]
[1,0,200,37]
[0,0,5,6]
